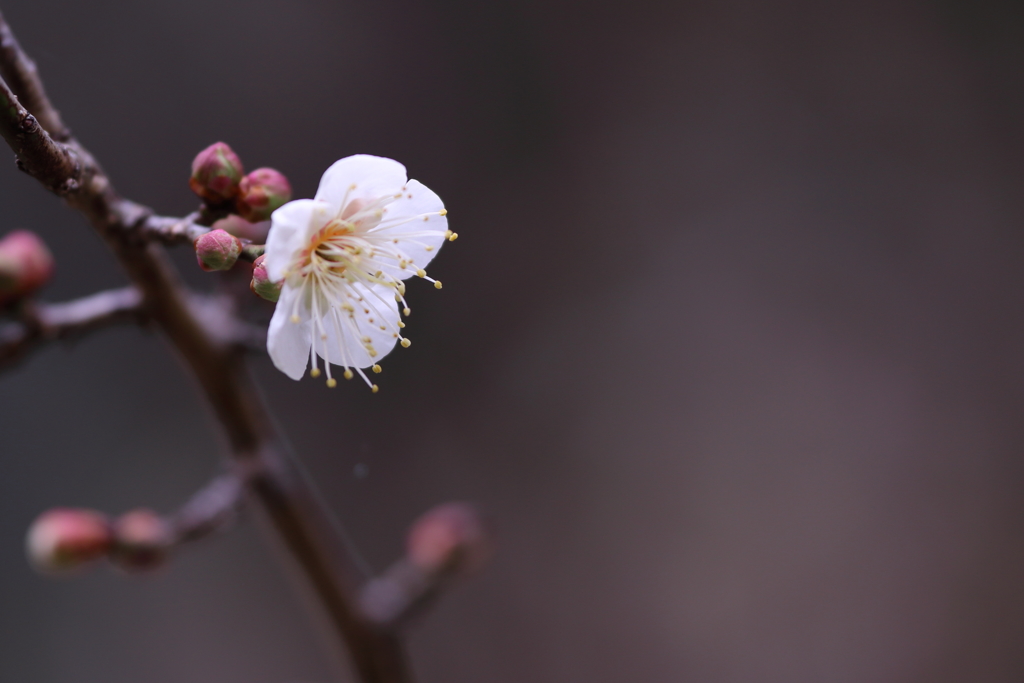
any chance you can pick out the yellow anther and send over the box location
[403,307,411,316]
[401,338,411,348]
[310,368,321,378]
[371,384,379,393]
[440,209,448,216]
[372,364,382,374]
[362,336,371,344]
[445,230,452,239]
[368,349,378,357]
[425,245,434,251]
[416,269,426,277]
[434,280,443,289]
[290,315,300,323]
[326,378,338,388]
[397,321,405,328]
[344,369,354,380]
[448,232,459,242]
[399,261,408,269]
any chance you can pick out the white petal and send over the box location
[267,286,312,380]
[314,283,401,369]
[371,179,448,282]
[315,155,408,215]
[265,199,332,282]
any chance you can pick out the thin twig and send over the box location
[0,286,144,369]
[143,213,264,261]
[168,471,245,545]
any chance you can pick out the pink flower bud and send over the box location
[250,254,282,302]
[236,168,292,222]
[212,214,270,243]
[189,142,245,204]
[26,508,112,574]
[110,509,170,573]
[194,229,242,272]
[406,503,492,576]
[0,230,54,305]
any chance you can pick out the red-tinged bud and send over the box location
[250,254,281,302]
[236,168,292,222]
[189,142,245,204]
[26,508,112,574]
[212,214,270,243]
[110,509,171,573]
[407,503,493,577]
[0,230,54,305]
[194,229,242,272]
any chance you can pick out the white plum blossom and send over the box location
[263,155,454,390]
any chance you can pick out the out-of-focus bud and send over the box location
[236,168,292,222]
[189,142,245,204]
[0,230,54,305]
[212,214,271,243]
[26,508,112,574]
[406,503,492,577]
[250,254,281,302]
[194,229,243,272]
[110,508,171,573]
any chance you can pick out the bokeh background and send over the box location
[2,0,1024,681]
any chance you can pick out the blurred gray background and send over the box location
[1,0,1024,681]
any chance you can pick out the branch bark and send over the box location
[0,14,412,683]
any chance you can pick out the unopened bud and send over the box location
[0,230,54,305]
[212,214,270,243]
[194,229,242,271]
[407,503,492,577]
[249,254,282,302]
[236,168,292,222]
[110,509,171,573]
[189,142,245,204]
[26,508,112,574]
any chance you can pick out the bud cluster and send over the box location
[188,142,292,221]
[188,142,292,274]
[26,507,172,575]
[0,230,53,306]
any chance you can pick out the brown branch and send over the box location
[0,10,68,141]
[0,21,415,683]
[0,286,144,369]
